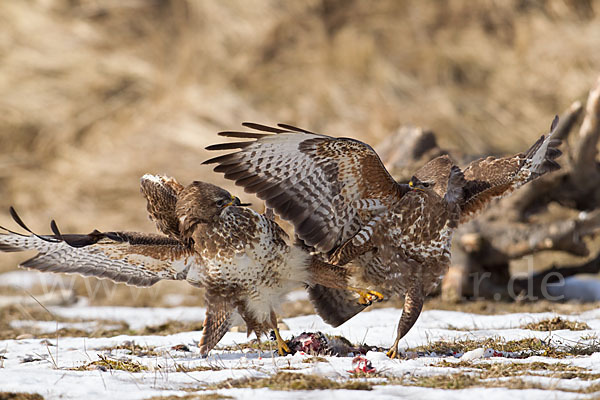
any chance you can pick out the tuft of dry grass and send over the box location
[99,342,161,358]
[0,394,44,400]
[73,354,147,373]
[214,372,372,391]
[302,356,328,363]
[522,317,591,331]
[147,395,232,400]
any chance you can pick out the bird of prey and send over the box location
[203,116,561,357]
[0,175,380,356]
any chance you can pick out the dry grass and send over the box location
[213,371,372,391]
[147,395,232,400]
[73,354,147,373]
[522,316,591,331]
[0,303,206,340]
[435,360,600,380]
[407,336,600,358]
[0,394,44,400]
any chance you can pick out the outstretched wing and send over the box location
[460,116,562,223]
[203,123,400,253]
[140,174,184,239]
[0,213,198,287]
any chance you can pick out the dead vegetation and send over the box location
[435,360,600,380]
[73,354,147,373]
[213,372,372,391]
[522,317,591,331]
[406,336,600,359]
[0,304,206,340]
[0,394,44,400]
[147,395,232,400]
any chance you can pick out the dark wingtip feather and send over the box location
[241,122,288,133]
[276,123,317,134]
[548,138,562,148]
[10,207,33,234]
[550,114,559,132]
[50,220,62,238]
[202,153,238,165]
[524,135,545,159]
[546,147,562,160]
[10,207,59,243]
[0,223,27,236]
[205,142,253,151]
[543,159,561,173]
[218,131,268,139]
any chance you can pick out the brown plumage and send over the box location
[204,116,562,357]
[0,175,370,356]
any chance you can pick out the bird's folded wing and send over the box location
[140,174,184,239]
[203,123,399,253]
[460,116,562,223]
[0,228,197,287]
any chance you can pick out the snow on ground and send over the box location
[1,304,600,399]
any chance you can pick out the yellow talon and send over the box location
[386,347,398,359]
[272,324,290,356]
[347,287,384,305]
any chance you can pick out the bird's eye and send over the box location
[216,199,226,207]
[422,182,430,188]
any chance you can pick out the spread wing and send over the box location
[203,123,400,253]
[0,210,198,287]
[140,174,184,239]
[460,116,562,223]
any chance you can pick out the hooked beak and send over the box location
[408,180,424,192]
[225,196,251,207]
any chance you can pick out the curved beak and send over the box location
[408,179,424,192]
[225,196,251,207]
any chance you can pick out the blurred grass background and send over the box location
[1,0,599,306]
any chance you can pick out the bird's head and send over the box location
[411,155,454,197]
[176,181,248,237]
[408,176,434,192]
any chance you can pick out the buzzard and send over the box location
[203,117,561,357]
[0,175,380,356]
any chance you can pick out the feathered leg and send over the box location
[308,258,383,305]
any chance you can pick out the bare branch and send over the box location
[572,77,600,188]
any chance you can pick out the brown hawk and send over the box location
[203,116,561,357]
[0,175,380,356]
